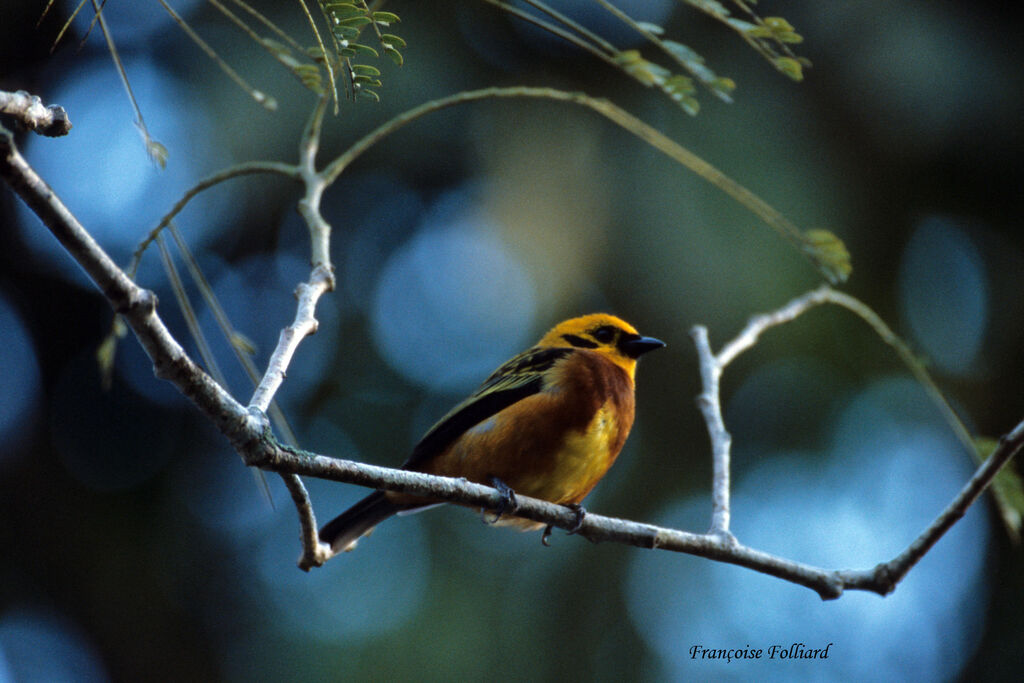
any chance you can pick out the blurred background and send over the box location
[2,1,1022,680]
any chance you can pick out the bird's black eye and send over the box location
[592,326,617,344]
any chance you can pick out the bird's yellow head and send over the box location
[537,313,665,379]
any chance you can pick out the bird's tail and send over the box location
[318,490,409,554]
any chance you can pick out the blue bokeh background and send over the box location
[2,1,1022,681]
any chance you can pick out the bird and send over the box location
[318,313,664,554]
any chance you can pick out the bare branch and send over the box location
[690,283,1024,597]
[246,428,1022,599]
[5,101,1019,599]
[247,265,334,414]
[281,471,333,570]
[239,100,334,401]
[690,285,835,537]
[296,96,334,270]
[0,89,72,137]
[690,325,734,538]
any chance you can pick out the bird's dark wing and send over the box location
[401,346,573,471]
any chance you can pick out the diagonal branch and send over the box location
[1,122,255,445]
[246,419,1024,599]
[4,98,1019,597]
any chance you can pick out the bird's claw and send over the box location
[539,504,587,546]
[566,503,587,534]
[482,476,518,525]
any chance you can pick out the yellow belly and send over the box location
[494,399,619,509]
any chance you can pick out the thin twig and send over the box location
[248,96,335,416]
[281,471,332,570]
[158,0,276,110]
[320,86,836,282]
[690,285,834,536]
[297,0,339,113]
[128,160,300,277]
[296,95,333,269]
[162,226,275,505]
[247,265,334,414]
[482,0,618,70]
[90,0,166,165]
[690,325,734,538]
[866,418,1024,590]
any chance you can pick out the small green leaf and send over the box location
[764,18,804,45]
[615,50,669,86]
[384,46,404,67]
[352,75,382,87]
[252,91,277,111]
[614,49,642,66]
[324,3,361,18]
[345,43,379,58]
[773,56,804,81]
[635,21,664,35]
[664,74,695,95]
[763,17,795,32]
[688,0,730,17]
[337,16,372,27]
[712,77,735,92]
[371,11,401,24]
[333,25,361,40]
[96,332,117,391]
[662,40,702,64]
[725,18,758,33]
[147,139,169,168]
[294,64,324,93]
[709,77,735,103]
[351,63,380,76]
[380,33,407,49]
[355,87,380,102]
[802,229,852,283]
[231,331,258,356]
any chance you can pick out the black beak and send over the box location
[619,334,666,359]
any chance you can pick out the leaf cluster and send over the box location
[317,1,407,102]
[498,0,809,118]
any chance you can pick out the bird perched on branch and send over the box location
[319,313,664,554]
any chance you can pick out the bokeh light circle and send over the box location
[371,212,536,393]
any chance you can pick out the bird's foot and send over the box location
[565,503,587,534]
[482,477,518,525]
[540,503,587,546]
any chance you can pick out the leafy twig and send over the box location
[323,86,850,282]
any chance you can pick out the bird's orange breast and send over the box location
[412,350,636,524]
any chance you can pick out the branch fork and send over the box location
[4,91,1021,597]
